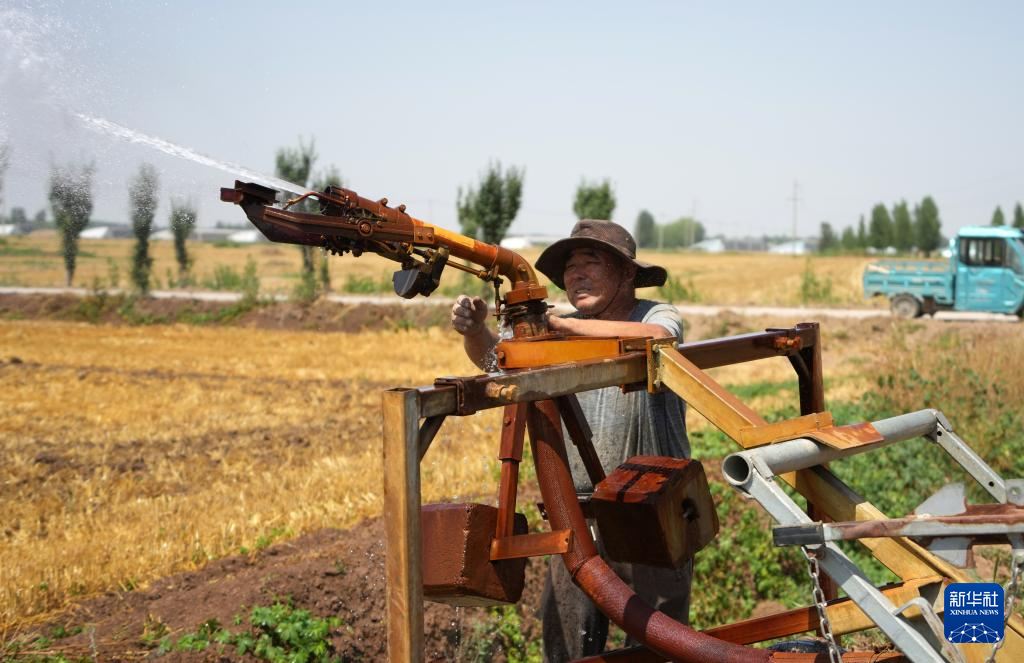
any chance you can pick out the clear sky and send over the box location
[1,0,1022,239]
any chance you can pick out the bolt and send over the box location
[485,383,519,402]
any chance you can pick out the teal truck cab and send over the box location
[863,226,1024,318]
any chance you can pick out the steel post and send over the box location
[382,388,424,662]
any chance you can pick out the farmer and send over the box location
[450,219,691,661]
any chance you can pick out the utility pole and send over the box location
[787,180,801,255]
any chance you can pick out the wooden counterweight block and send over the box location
[591,456,719,568]
[421,503,528,606]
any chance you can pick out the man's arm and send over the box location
[451,295,500,371]
[547,316,671,339]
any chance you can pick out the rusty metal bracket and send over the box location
[555,394,606,486]
[490,530,573,561]
[495,403,529,540]
[432,376,476,416]
[645,337,676,394]
[417,414,446,460]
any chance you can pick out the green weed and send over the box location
[254,526,293,552]
[156,602,343,662]
[799,261,835,305]
[203,258,259,295]
[464,605,541,663]
[0,239,45,257]
[658,276,701,303]
[341,274,389,294]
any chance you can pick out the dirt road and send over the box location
[1,286,1017,322]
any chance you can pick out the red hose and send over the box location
[526,399,772,663]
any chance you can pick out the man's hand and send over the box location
[451,295,489,336]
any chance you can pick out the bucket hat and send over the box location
[535,219,667,290]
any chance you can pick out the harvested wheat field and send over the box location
[2,297,1021,661]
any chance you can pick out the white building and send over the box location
[80,225,133,239]
[226,229,264,243]
[691,238,726,253]
[768,240,814,255]
[499,235,561,250]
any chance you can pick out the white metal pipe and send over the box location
[723,409,940,485]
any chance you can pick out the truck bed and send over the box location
[863,260,954,304]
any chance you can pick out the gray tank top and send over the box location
[562,299,690,492]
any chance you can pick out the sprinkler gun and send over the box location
[220,181,550,339]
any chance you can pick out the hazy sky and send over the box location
[1,1,1022,239]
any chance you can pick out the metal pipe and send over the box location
[723,409,940,485]
[526,399,775,663]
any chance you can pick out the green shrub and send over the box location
[204,264,244,291]
[202,257,260,301]
[658,276,701,303]
[105,258,121,289]
[240,256,260,304]
[342,274,385,294]
[292,268,319,303]
[798,261,835,304]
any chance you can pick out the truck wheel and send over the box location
[890,295,922,319]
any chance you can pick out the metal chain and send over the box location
[986,552,1024,663]
[802,545,843,663]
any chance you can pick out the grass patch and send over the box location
[0,239,46,257]
[725,378,799,401]
[341,273,390,294]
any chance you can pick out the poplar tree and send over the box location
[992,206,1006,226]
[892,200,913,252]
[840,226,858,251]
[914,196,943,257]
[457,161,524,245]
[169,199,197,284]
[572,178,616,220]
[310,165,343,293]
[49,161,95,286]
[275,137,318,299]
[129,164,160,293]
[818,222,838,253]
[634,210,656,249]
[868,204,893,249]
[1014,203,1024,229]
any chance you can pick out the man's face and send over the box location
[563,247,630,315]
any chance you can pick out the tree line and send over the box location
[45,160,198,289]
[819,198,1024,256]
[989,203,1024,229]
[13,136,1024,294]
[456,163,705,250]
[818,197,943,256]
